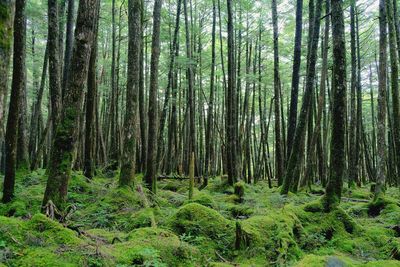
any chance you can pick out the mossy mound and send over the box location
[237,210,303,264]
[0,215,89,266]
[183,190,216,208]
[295,254,400,267]
[71,186,143,230]
[170,203,234,239]
[169,203,235,256]
[26,214,82,245]
[109,227,202,266]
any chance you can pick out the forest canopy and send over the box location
[0,0,400,266]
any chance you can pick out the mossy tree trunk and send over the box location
[272,0,284,186]
[287,0,303,162]
[0,0,13,147]
[374,0,387,200]
[145,0,162,192]
[83,8,100,179]
[119,0,141,187]
[348,0,358,188]
[42,0,100,210]
[324,0,347,211]
[2,0,26,203]
[48,0,62,134]
[226,0,239,185]
[386,0,400,180]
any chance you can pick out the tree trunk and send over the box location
[272,0,283,185]
[287,0,303,161]
[0,0,13,147]
[374,0,387,200]
[42,0,99,210]
[145,0,163,192]
[83,7,100,179]
[48,0,62,135]
[324,0,347,211]
[119,0,141,187]
[2,0,26,203]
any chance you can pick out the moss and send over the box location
[85,228,126,244]
[294,254,326,266]
[169,203,235,258]
[303,200,324,212]
[12,247,81,267]
[71,186,142,230]
[238,211,303,264]
[233,181,245,202]
[295,254,400,267]
[110,227,202,266]
[0,199,28,217]
[26,214,81,245]
[0,216,25,246]
[170,203,234,240]
[128,207,156,229]
[183,191,216,208]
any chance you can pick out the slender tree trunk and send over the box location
[374,0,387,199]
[29,44,49,165]
[281,0,322,194]
[83,8,100,179]
[42,0,99,210]
[324,0,347,211]
[145,0,163,192]
[386,0,400,179]
[287,0,303,161]
[348,0,358,187]
[2,0,26,203]
[48,0,62,135]
[119,0,141,186]
[156,0,181,169]
[62,0,75,95]
[226,0,239,185]
[272,0,283,185]
[204,0,216,185]
[0,0,13,147]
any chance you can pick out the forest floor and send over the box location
[0,169,400,266]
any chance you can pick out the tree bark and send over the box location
[2,0,26,203]
[324,0,347,211]
[42,0,99,210]
[145,0,163,192]
[287,0,303,161]
[374,0,387,200]
[119,0,141,187]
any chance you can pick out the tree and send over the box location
[323,0,347,211]
[281,0,323,194]
[42,0,100,210]
[2,0,26,203]
[226,0,239,185]
[0,0,13,147]
[145,0,163,192]
[48,0,62,136]
[119,0,141,187]
[374,0,387,200]
[272,0,284,185]
[287,0,303,161]
[83,4,100,179]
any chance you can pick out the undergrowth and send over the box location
[0,170,399,266]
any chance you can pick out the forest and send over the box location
[0,0,400,265]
